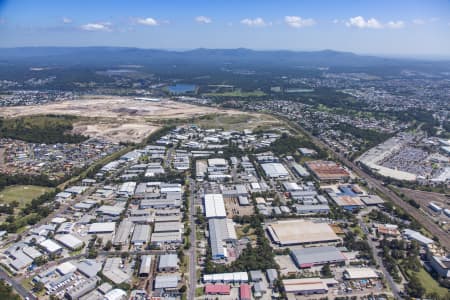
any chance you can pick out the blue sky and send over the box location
[0,0,449,57]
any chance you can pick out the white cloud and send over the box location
[332,19,340,24]
[240,17,267,27]
[195,16,212,24]
[284,16,316,28]
[136,17,159,26]
[412,18,425,25]
[62,17,72,24]
[80,22,112,31]
[346,16,382,29]
[386,20,405,29]
[429,17,440,23]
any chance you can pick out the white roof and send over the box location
[345,268,379,279]
[39,239,62,253]
[261,163,289,178]
[57,261,77,275]
[54,234,83,249]
[203,272,248,283]
[104,288,127,300]
[88,222,116,233]
[204,194,226,218]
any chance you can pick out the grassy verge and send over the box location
[405,267,449,298]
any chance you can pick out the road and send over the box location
[187,178,197,300]
[357,210,401,299]
[0,268,36,300]
[284,118,450,250]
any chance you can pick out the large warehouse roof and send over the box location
[204,194,226,218]
[291,246,346,268]
[282,278,328,294]
[261,163,289,178]
[267,220,340,246]
[54,234,83,250]
[88,222,116,233]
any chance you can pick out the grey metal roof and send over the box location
[131,224,151,244]
[291,246,345,267]
[158,254,179,270]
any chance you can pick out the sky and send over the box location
[0,0,449,58]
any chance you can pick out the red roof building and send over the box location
[240,284,251,300]
[204,284,231,295]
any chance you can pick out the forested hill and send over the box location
[0,47,448,70]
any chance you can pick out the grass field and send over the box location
[203,89,266,97]
[0,185,54,207]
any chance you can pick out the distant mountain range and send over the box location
[0,47,448,70]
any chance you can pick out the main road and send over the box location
[187,178,197,300]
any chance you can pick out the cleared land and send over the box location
[0,95,263,143]
[193,113,281,131]
[0,185,53,207]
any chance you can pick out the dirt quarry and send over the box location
[0,95,255,143]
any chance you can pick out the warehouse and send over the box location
[291,163,310,177]
[261,163,290,178]
[150,231,182,246]
[267,220,341,246]
[39,239,63,254]
[54,234,84,250]
[282,278,328,295]
[203,272,249,283]
[290,246,346,268]
[113,219,134,246]
[295,204,330,215]
[344,268,379,280]
[158,254,179,272]
[88,222,116,234]
[131,224,151,245]
[96,205,125,217]
[403,229,434,246]
[139,255,152,277]
[154,222,181,233]
[140,197,181,209]
[154,274,180,290]
[117,181,137,197]
[204,194,226,219]
[204,284,230,295]
[305,160,350,183]
[208,218,237,260]
[196,160,207,181]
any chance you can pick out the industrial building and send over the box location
[203,272,249,283]
[88,222,116,234]
[344,268,379,280]
[306,160,350,182]
[158,254,179,272]
[282,278,329,295]
[54,234,84,250]
[208,218,237,260]
[204,194,227,218]
[290,246,346,268]
[139,255,152,277]
[131,224,151,245]
[261,163,290,178]
[113,219,134,246]
[267,220,341,246]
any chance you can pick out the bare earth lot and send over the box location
[0,95,270,143]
